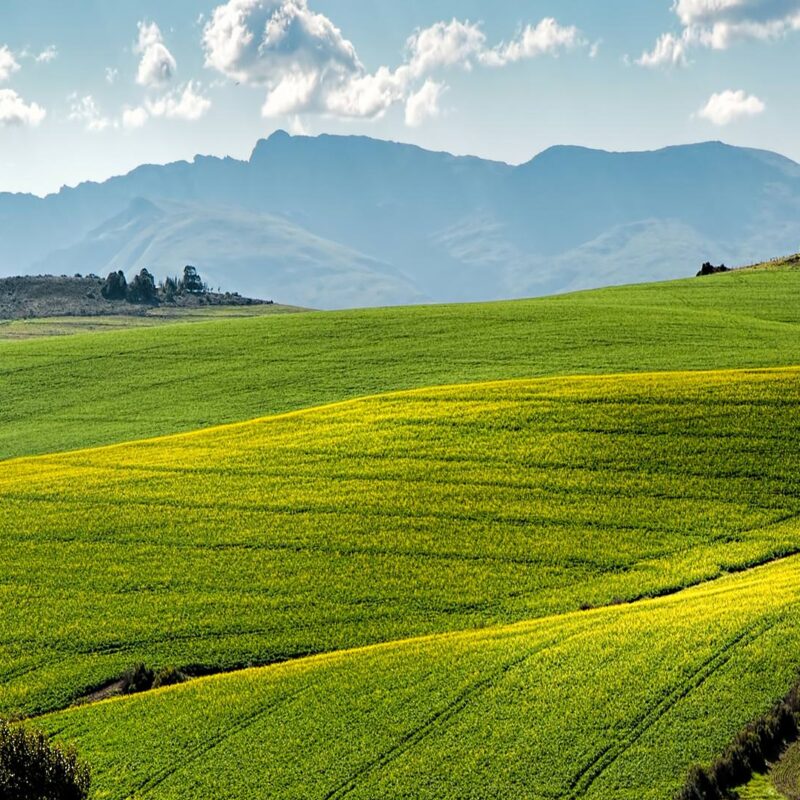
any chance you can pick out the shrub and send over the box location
[152,666,188,690]
[0,721,90,800]
[675,686,800,799]
[121,663,154,694]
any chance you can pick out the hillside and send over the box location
[38,556,800,799]
[2,368,800,718]
[4,263,800,798]
[2,135,800,307]
[2,263,800,460]
[0,274,281,320]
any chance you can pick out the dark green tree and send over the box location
[181,265,205,295]
[0,721,90,800]
[100,270,127,300]
[126,269,157,304]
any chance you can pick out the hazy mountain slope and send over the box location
[3,134,800,307]
[34,198,423,309]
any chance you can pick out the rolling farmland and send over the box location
[39,556,800,799]
[3,367,800,724]
[2,263,800,461]
[5,264,800,797]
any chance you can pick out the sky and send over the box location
[1,0,798,196]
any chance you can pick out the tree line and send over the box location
[101,265,208,304]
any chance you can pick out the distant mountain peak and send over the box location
[3,132,800,309]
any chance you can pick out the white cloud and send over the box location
[105,67,119,85]
[135,21,177,87]
[68,94,112,132]
[637,32,690,67]
[122,105,148,129]
[203,1,586,124]
[406,19,486,76]
[122,82,212,129]
[405,79,446,127]
[35,45,58,64]
[0,46,20,82]
[697,89,765,125]
[0,89,46,126]
[146,81,212,120]
[639,0,800,66]
[482,18,584,66]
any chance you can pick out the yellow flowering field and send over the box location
[2,367,800,722]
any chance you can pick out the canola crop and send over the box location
[40,555,800,800]
[2,368,800,717]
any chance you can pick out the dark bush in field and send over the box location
[697,262,730,277]
[152,666,188,689]
[121,663,154,694]
[0,721,90,799]
[676,684,800,799]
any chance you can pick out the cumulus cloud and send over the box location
[639,0,800,66]
[0,46,20,82]
[35,45,58,64]
[637,32,689,67]
[405,79,446,127]
[68,94,112,132]
[697,89,765,125]
[122,82,212,129]
[0,89,46,126]
[482,18,584,66]
[135,21,177,87]
[105,67,119,85]
[405,19,486,76]
[122,105,148,129]
[203,0,586,124]
[146,81,212,120]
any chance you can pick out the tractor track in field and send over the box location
[127,684,315,799]
[564,610,788,799]
[321,620,599,800]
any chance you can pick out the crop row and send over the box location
[39,554,800,800]
[2,368,800,716]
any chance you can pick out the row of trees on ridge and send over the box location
[101,265,207,304]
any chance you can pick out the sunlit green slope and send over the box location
[3,263,800,460]
[4,368,800,717]
[40,556,800,800]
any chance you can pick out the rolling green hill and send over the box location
[3,368,800,720]
[3,263,800,461]
[6,263,800,799]
[38,555,800,800]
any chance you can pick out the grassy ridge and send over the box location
[3,266,800,460]
[4,368,800,716]
[39,556,800,800]
[0,304,305,341]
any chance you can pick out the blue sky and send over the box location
[1,0,798,195]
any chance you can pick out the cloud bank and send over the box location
[202,0,585,124]
[639,0,800,66]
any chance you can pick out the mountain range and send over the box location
[2,131,800,308]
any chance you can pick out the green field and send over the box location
[3,367,800,721]
[3,265,800,461]
[5,264,800,798]
[38,556,800,800]
[0,303,305,341]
